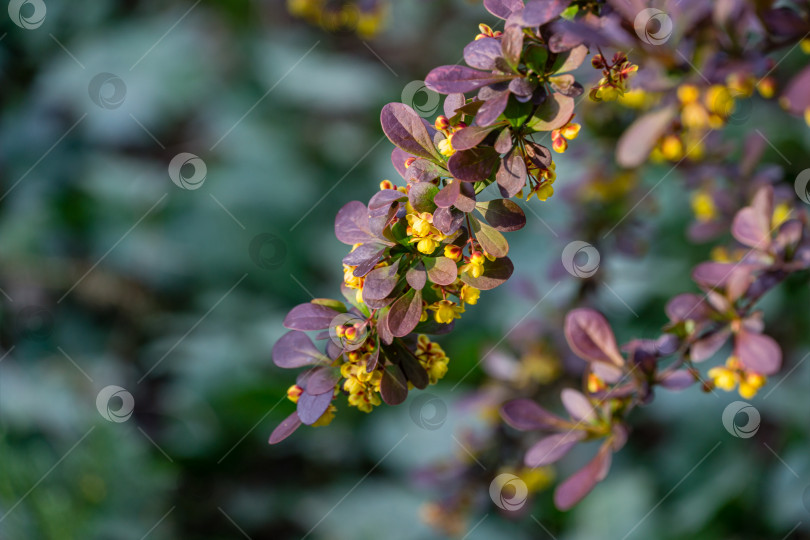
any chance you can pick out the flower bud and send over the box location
[591,54,605,69]
[434,115,450,131]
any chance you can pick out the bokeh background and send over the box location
[2,1,810,538]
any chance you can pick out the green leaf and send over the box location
[409,182,439,213]
[470,216,509,258]
[525,45,549,74]
[504,95,533,128]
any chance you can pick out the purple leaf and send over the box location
[476,90,511,126]
[509,77,536,98]
[484,0,524,19]
[381,103,442,161]
[273,331,330,369]
[735,329,782,375]
[501,25,524,67]
[561,388,596,422]
[368,189,406,216]
[283,303,340,331]
[460,256,514,290]
[306,366,341,394]
[433,207,465,235]
[524,142,551,168]
[335,201,373,245]
[434,179,461,209]
[494,128,513,154]
[525,431,586,467]
[448,147,500,183]
[554,443,612,511]
[426,65,514,94]
[659,370,696,391]
[732,207,771,250]
[475,199,526,231]
[452,125,500,151]
[297,391,333,425]
[387,289,423,337]
[616,106,677,168]
[363,262,401,301]
[406,262,427,290]
[444,93,466,117]
[455,182,477,213]
[380,364,408,405]
[464,38,503,70]
[665,293,709,322]
[268,412,302,444]
[501,398,567,430]
[691,328,731,362]
[692,262,736,289]
[564,309,624,366]
[425,256,458,286]
[515,0,569,27]
[377,307,394,345]
[552,44,589,74]
[391,148,413,179]
[497,151,527,198]
[343,243,386,266]
[405,159,445,183]
[782,64,810,115]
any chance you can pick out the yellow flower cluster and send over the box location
[708,356,766,399]
[518,161,557,202]
[551,118,581,154]
[287,0,387,38]
[341,346,383,412]
[434,115,466,158]
[406,208,446,255]
[414,335,450,385]
[590,53,638,102]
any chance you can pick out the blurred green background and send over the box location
[2,1,810,538]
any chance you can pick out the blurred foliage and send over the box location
[1,0,810,539]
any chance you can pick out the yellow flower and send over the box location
[312,404,337,427]
[805,107,810,128]
[802,38,810,54]
[416,237,438,254]
[756,78,776,99]
[444,244,463,262]
[705,85,734,118]
[430,299,464,324]
[526,182,554,202]
[462,252,486,278]
[708,366,737,391]
[460,284,480,305]
[691,190,717,222]
[286,384,303,403]
[677,84,700,105]
[415,335,450,384]
[342,352,383,413]
[772,202,792,229]
[660,135,684,161]
[709,356,767,398]
[438,136,455,157]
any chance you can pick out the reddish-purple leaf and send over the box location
[434,180,461,209]
[476,90,511,126]
[297,391,333,425]
[554,443,612,511]
[381,103,442,161]
[391,148,413,179]
[343,243,386,267]
[305,366,341,394]
[501,25,524,67]
[501,398,567,430]
[268,412,302,444]
[380,364,408,405]
[452,125,500,151]
[283,303,340,331]
[405,159,445,183]
[732,207,771,250]
[425,256,458,286]
[692,262,736,289]
[561,388,596,422]
[524,142,551,168]
[335,201,373,245]
[464,37,503,70]
[497,151,527,198]
[509,77,536,98]
[735,329,782,375]
[475,199,526,232]
[426,65,514,94]
[273,331,329,369]
[363,262,400,301]
[387,289,423,337]
[377,306,394,345]
[456,182,477,213]
[448,147,500,183]
[484,0,524,19]
[525,431,586,467]
[494,128,513,154]
[460,256,514,290]
[444,93,466,117]
[515,0,569,27]
[782,64,810,115]
[553,44,589,74]
[564,309,624,366]
[616,106,677,168]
